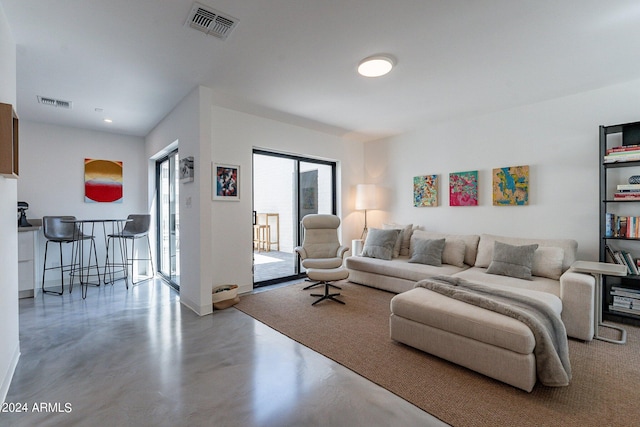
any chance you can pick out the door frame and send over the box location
[252,149,337,287]
[155,149,180,291]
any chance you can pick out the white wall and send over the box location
[366,78,640,262]
[0,1,19,404]
[146,87,364,315]
[146,86,213,316]
[17,121,147,282]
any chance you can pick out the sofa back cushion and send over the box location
[412,230,480,266]
[474,234,577,278]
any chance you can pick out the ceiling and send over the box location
[3,0,640,142]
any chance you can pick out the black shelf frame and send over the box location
[599,121,640,326]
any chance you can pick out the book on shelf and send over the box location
[609,305,640,316]
[611,294,639,308]
[616,184,640,191]
[604,153,640,163]
[607,144,640,155]
[604,146,640,159]
[606,248,639,274]
[605,244,617,262]
[611,286,640,296]
[606,215,640,237]
[619,216,628,237]
[613,192,640,200]
[618,251,637,274]
[623,251,640,274]
[606,213,615,237]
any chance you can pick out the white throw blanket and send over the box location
[415,275,571,387]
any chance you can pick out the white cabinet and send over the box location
[18,226,40,298]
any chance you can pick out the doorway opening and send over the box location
[252,149,336,287]
[156,150,180,290]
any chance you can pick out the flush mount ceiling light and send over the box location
[357,55,395,77]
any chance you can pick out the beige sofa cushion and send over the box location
[412,230,480,266]
[532,246,565,280]
[474,234,577,274]
[345,255,467,282]
[452,267,563,311]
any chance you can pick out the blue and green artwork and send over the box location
[414,175,438,207]
[492,165,529,206]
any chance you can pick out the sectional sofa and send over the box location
[344,227,596,391]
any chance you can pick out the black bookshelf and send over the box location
[600,121,640,326]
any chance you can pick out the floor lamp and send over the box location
[356,184,378,240]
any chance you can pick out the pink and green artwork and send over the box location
[449,170,478,206]
[493,165,529,206]
[413,175,438,207]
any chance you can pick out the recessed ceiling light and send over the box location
[103,118,113,123]
[357,55,395,77]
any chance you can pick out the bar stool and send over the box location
[105,214,154,287]
[41,216,97,295]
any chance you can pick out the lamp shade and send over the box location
[355,184,378,210]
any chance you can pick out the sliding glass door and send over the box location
[156,150,180,289]
[252,150,336,287]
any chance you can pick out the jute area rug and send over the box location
[235,280,640,427]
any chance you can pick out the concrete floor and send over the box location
[2,279,448,427]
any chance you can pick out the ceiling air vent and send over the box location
[37,96,72,109]
[185,2,238,40]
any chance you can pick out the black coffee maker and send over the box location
[17,201,32,227]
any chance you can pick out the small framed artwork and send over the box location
[493,165,529,206]
[413,174,439,207]
[179,156,194,183]
[449,170,478,206]
[213,163,240,201]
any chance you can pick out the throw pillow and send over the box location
[383,223,414,257]
[409,238,446,266]
[441,239,466,267]
[362,228,401,260]
[382,223,403,258]
[486,241,539,280]
[532,246,565,280]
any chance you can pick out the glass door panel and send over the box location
[157,151,180,289]
[253,151,336,287]
[253,154,297,284]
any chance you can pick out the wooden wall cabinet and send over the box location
[0,102,19,178]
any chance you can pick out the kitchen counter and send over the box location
[18,218,42,232]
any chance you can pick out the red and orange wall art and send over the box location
[84,158,123,203]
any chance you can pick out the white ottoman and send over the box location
[306,267,349,305]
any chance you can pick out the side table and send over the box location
[351,239,364,257]
[571,260,627,344]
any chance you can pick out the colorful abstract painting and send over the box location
[84,158,123,203]
[449,170,478,206]
[213,163,240,201]
[493,165,529,206]
[413,175,439,207]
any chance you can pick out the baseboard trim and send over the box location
[1,342,20,404]
[180,295,213,316]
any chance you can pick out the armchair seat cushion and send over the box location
[302,257,344,269]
